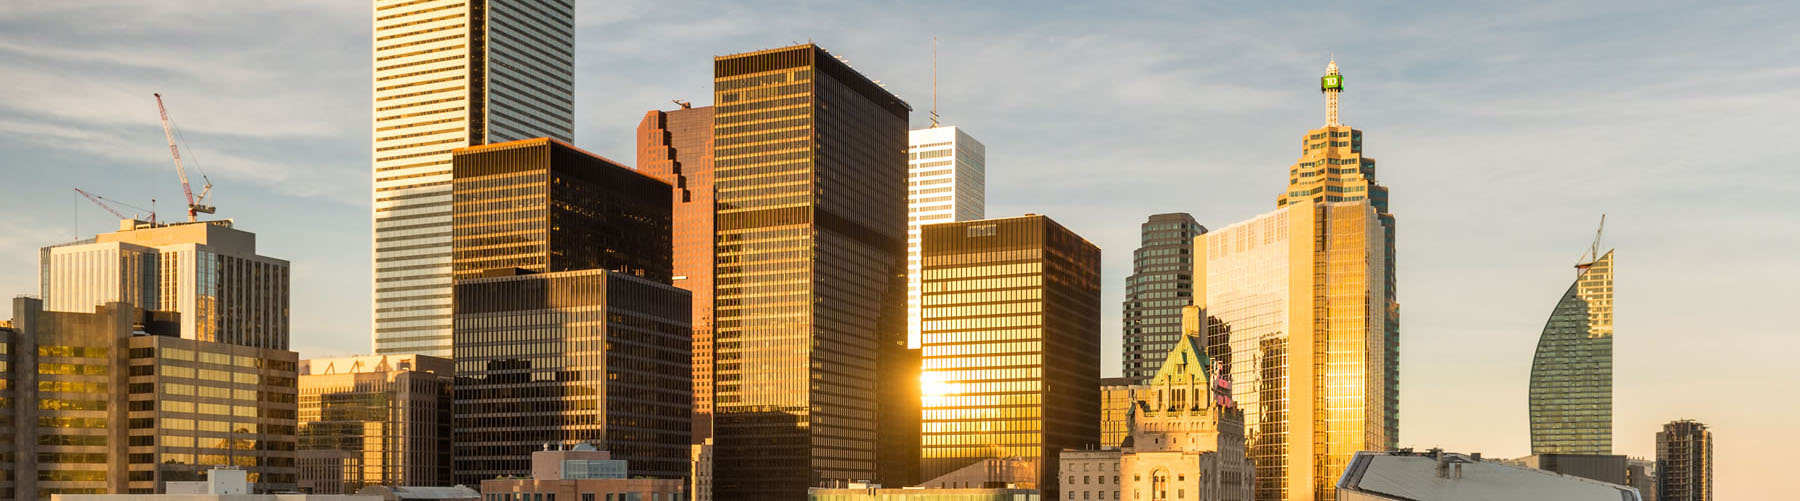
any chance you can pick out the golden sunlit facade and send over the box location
[297,355,453,494]
[1196,60,1394,501]
[918,215,1101,500]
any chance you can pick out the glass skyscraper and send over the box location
[906,126,986,349]
[371,0,575,357]
[1529,250,1615,455]
[637,104,720,443]
[917,215,1101,500]
[1195,60,1395,501]
[710,44,913,499]
[1122,213,1206,383]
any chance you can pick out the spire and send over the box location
[930,36,940,127]
[1322,58,1344,126]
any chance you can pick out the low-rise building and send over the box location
[53,468,374,500]
[809,482,1038,501]
[1335,451,1642,500]
[478,446,685,501]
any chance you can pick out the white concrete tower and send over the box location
[371,0,574,356]
[906,126,985,348]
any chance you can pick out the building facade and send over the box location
[450,138,672,281]
[1099,378,1136,449]
[1121,213,1205,383]
[906,126,986,348]
[636,104,719,443]
[918,215,1102,500]
[1656,420,1710,501]
[371,0,576,357]
[477,446,685,501]
[40,220,290,350]
[6,297,299,498]
[709,44,913,498]
[297,355,453,494]
[452,270,692,484]
[1194,60,1395,501]
[1528,249,1614,455]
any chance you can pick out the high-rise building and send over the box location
[6,297,300,498]
[1099,377,1136,449]
[1656,420,1711,501]
[39,219,290,350]
[1194,60,1395,501]
[709,43,912,499]
[1528,249,1614,455]
[636,105,719,443]
[448,138,690,485]
[371,0,576,357]
[918,215,1102,499]
[1122,213,1205,383]
[452,270,692,484]
[297,354,453,494]
[906,126,986,349]
[450,138,672,281]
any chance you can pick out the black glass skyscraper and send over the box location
[710,44,912,499]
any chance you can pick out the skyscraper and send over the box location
[6,297,300,497]
[1122,213,1205,383]
[1529,248,1614,455]
[710,43,912,499]
[637,104,719,443]
[297,354,453,494]
[372,0,575,357]
[448,138,691,484]
[918,215,1102,499]
[39,219,290,350]
[906,126,986,348]
[1657,420,1711,501]
[1194,60,1395,501]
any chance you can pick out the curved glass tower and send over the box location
[1528,249,1615,455]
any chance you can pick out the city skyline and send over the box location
[0,2,1791,499]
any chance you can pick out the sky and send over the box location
[1,1,1795,497]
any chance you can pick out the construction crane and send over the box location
[74,188,155,224]
[154,93,215,222]
[1577,214,1606,269]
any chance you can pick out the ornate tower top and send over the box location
[1322,58,1344,126]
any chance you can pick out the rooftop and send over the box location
[1337,451,1640,501]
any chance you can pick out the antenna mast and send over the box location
[930,37,940,127]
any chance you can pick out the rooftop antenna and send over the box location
[930,36,940,127]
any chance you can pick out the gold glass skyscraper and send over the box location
[917,215,1101,500]
[1195,60,1396,501]
[709,44,913,499]
[1529,249,1614,455]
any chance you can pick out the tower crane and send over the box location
[74,188,155,225]
[154,93,215,222]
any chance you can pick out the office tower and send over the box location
[448,138,690,484]
[709,43,912,499]
[1099,377,1136,448]
[1122,213,1206,383]
[1656,420,1711,501]
[371,0,576,357]
[1528,248,1614,455]
[449,138,671,281]
[6,297,299,498]
[906,126,986,348]
[39,219,290,350]
[453,270,692,483]
[297,355,453,494]
[918,215,1102,499]
[1195,60,1393,501]
[637,105,719,443]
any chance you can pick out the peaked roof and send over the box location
[1148,334,1211,383]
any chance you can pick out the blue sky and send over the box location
[1,1,1794,496]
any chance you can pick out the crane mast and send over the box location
[154,93,214,222]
